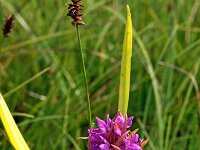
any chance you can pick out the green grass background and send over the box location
[0,0,200,149]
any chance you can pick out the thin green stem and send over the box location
[76,25,92,127]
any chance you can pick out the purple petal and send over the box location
[114,114,125,129]
[88,128,101,134]
[124,137,142,150]
[106,114,111,129]
[99,144,109,150]
[129,143,142,150]
[99,136,110,149]
[131,134,139,143]
[114,124,122,136]
[96,117,107,132]
[127,116,134,128]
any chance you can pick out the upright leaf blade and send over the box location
[0,93,30,150]
[118,5,133,116]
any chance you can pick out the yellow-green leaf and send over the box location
[118,5,133,116]
[0,93,30,150]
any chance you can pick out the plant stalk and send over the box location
[76,25,92,127]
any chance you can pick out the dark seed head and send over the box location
[2,14,15,37]
[72,0,81,4]
[67,0,85,26]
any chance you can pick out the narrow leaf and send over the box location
[118,5,133,116]
[0,93,30,150]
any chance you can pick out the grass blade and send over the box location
[0,93,30,150]
[118,5,132,116]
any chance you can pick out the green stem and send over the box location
[76,25,92,127]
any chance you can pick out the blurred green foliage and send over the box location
[0,0,200,149]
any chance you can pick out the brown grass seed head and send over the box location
[67,0,85,26]
[2,14,14,37]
